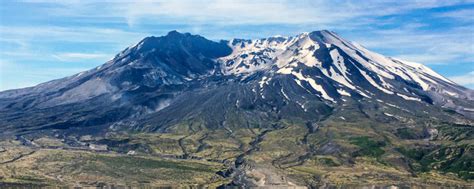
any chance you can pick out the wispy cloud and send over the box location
[52,53,111,62]
[16,0,471,26]
[437,8,474,21]
[0,59,89,91]
[0,26,147,44]
[449,71,474,86]
[1,0,473,90]
[350,26,474,65]
[396,54,461,64]
[102,0,471,27]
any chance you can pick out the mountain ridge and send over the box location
[0,30,473,187]
[1,30,473,129]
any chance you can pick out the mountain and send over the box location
[0,30,473,187]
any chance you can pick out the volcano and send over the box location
[0,30,472,187]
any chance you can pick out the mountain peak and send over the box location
[167,30,182,36]
[110,30,233,80]
[136,30,197,48]
[132,30,231,56]
[165,30,194,39]
[308,30,342,44]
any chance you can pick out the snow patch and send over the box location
[337,89,351,96]
[444,90,458,97]
[384,112,394,117]
[277,67,293,74]
[359,69,394,94]
[292,71,335,102]
[281,88,290,100]
[259,76,271,88]
[397,93,421,102]
[356,90,372,98]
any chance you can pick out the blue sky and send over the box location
[0,0,473,91]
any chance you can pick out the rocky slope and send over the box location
[0,30,472,187]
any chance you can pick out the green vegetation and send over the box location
[395,128,423,139]
[397,147,431,161]
[437,124,474,142]
[420,145,473,180]
[0,144,227,187]
[398,145,473,180]
[91,155,216,173]
[350,136,386,158]
[315,157,341,167]
[1,102,473,187]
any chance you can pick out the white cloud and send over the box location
[0,26,148,67]
[0,60,89,91]
[449,71,474,86]
[1,0,473,89]
[350,26,474,65]
[21,0,470,26]
[110,0,469,26]
[0,26,148,45]
[395,54,461,64]
[52,53,111,62]
[437,9,474,21]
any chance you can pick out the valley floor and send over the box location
[0,120,472,188]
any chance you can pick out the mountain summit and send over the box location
[0,30,473,187]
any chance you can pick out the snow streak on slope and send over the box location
[219,30,468,104]
[292,71,334,102]
[328,48,356,90]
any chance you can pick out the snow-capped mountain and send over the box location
[220,31,474,121]
[0,30,472,135]
[222,31,471,103]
